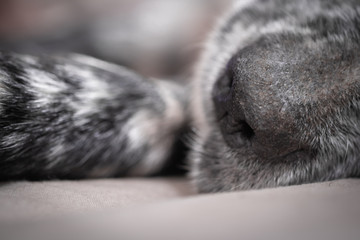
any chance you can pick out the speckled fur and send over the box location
[191,0,360,192]
[0,53,187,179]
[0,0,359,193]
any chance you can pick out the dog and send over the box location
[0,0,359,192]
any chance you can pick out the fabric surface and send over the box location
[0,178,359,240]
[0,177,195,222]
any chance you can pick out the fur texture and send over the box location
[0,53,187,179]
[0,0,359,193]
[191,0,360,192]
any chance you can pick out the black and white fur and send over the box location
[0,0,359,192]
[0,53,187,179]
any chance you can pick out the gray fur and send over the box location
[0,53,187,179]
[0,0,359,193]
[191,0,360,192]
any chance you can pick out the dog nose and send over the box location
[212,60,255,149]
[212,56,304,160]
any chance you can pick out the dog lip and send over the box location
[265,148,309,162]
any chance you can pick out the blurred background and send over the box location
[0,0,233,79]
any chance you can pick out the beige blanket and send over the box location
[0,178,359,240]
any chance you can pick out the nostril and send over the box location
[212,61,254,148]
[220,116,255,148]
[239,121,255,140]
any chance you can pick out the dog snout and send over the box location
[212,54,308,161]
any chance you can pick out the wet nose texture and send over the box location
[212,54,305,160]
